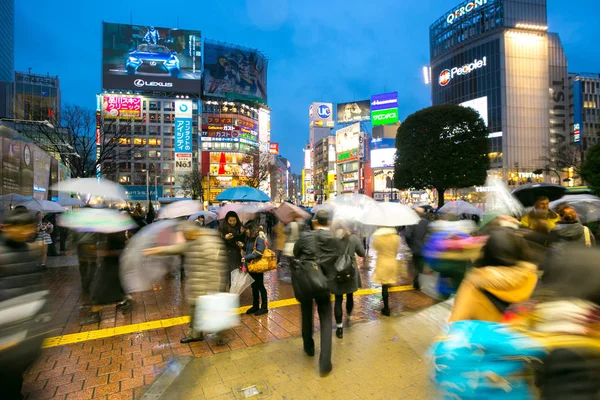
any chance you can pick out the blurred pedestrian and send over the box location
[221,211,244,285]
[273,220,286,265]
[332,224,364,339]
[36,212,53,268]
[449,227,538,322]
[521,196,559,233]
[67,229,99,293]
[549,206,595,248]
[145,224,228,344]
[280,215,302,284]
[196,215,206,227]
[243,221,269,315]
[293,210,338,376]
[372,226,403,316]
[0,209,49,399]
[405,207,430,290]
[81,232,128,325]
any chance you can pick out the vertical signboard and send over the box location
[175,100,193,172]
[95,111,102,178]
[371,92,399,126]
[573,80,583,145]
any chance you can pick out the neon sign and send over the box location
[446,0,488,25]
[439,57,487,86]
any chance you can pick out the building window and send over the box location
[149,101,160,111]
[148,138,161,147]
[119,175,130,183]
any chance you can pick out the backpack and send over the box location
[333,239,355,283]
[290,259,329,301]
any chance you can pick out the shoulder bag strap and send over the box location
[584,226,592,247]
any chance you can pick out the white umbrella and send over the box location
[438,200,483,216]
[157,200,202,220]
[18,199,65,214]
[329,194,377,224]
[56,198,84,207]
[51,178,127,201]
[358,202,421,227]
[188,211,218,224]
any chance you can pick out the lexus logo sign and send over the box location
[133,79,174,88]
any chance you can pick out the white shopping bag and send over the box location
[194,293,240,333]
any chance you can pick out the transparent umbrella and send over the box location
[550,195,600,224]
[18,199,66,214]
[358,202,420,227]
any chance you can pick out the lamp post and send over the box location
[155,175,159,202]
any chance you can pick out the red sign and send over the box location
[102,95,142,120]
[95,111,101,145]
[269,143,279,155]
[202,131,239,139]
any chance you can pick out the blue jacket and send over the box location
[244,237,265,264]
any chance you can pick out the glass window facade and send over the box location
[0,0,14,83]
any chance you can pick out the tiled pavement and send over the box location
[23,255,439,400]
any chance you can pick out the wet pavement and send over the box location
[23,255,439,400]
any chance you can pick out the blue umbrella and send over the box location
[215,186,271,203]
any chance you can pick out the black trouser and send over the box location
[300,294,332,371]
[78,244,97,293]
[382,285,390,310]
[249,272,268,309]
[413,255,425,288]
[334,293,354,325]
[0,369,24,399]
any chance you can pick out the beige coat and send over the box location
[372,228,403,285]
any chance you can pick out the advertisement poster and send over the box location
[335,123,361,163]
[373,169,395,192]
[33,146,51,200]
[102,23,202,94]
[175,100,193,172]
[337,100,370,124]
[102,95,142,120]
[371,92,399,126]
[203,43,268,103]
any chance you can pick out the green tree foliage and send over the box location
[394,104,490,207]
[580,144,600,195]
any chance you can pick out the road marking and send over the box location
[42,285,414,349]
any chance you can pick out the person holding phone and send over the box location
[36,212,53,268]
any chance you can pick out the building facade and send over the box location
[430,0,568,185]
[312,135,335,203]
[0,0,13,83]
[570,73,600,152]
[13,72,61,121]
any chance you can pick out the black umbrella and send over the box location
[511,183,567,208]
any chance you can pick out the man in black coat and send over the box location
[0,209,49,399]
[293,210,339,377]
[405,207,430,290]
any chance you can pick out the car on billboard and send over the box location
[126,44,180,77]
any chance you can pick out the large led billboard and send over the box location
[337,100,370,124]
[102,23,201,94]
[203,43,268,104]
[371,92,399,126]
[101,95,142,120]
[336,123,361,163]
[459,96,488,127]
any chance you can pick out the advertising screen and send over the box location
[174,100,193,172]
[203,43,268,103]
[269,143,279,154]
[309,103,334,128]
[337,100,370,124]
[371,92,399,126]
[459,96,488,127]
[371,148,397,168]
[101,95,142,120]
[258,108,270,144]
[335,123,360,154]
[102,22,202,94]
[373,169,395,192]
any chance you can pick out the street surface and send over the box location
[23,254,440,400]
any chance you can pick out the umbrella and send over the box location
[0,193,28,209]
[329,194,377,223]
[511,183,567,208]
[358,202,420,227]
[275,202,311,224]
[215,186,270,202]
[157,200,202,220]
[188,211,218,224]
[549,194,600,223]
[56,198,85,207]
[120,220,184,293]
[438,200,483,216]
[51,178,127,201]
[58,208,137,233]
[18,199,65,214]
[217,203,257,223]
[484,176,524,218]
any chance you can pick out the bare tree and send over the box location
[237,151,273,189]
[21,103,137,178]
[180,168,204,200]
[542,143,583,178]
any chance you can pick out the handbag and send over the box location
[248,239,277,273]
[333,240,355,283]
[194,293,240,333]
[290,259,329,301]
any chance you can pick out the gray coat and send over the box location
[160,228,228,306]
[330,234,365,295]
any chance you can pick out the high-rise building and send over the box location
[313,135,336,203]
[570,73,600,152]
[0,0,14,118]
[429,0,569,186]
[13,71,61,121]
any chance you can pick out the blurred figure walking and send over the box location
[405,207,430,290]
[145,224,228,343]
[280,215,302,284]
[549,206,595,248]
[372,227,403,316]
[293,210,338,377]
[332,224,364,338]
[0,209,49,399]
[67,229,99,293]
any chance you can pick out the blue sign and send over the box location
[178,102,189,113]
[123,185,164,201]
[317,104,331,119]
[175,118,193,153]
[370,138,395,150]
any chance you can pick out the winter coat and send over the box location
[293,228,340,281]
[329,234,365,295]
[273,222,286,251]
[0,234,48,371]
[405,217,430,257]
[159,228,227,306]
[521,209,559,233]
[372,228,403,286]
[550,221,595,248]
[449,261,538,322]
